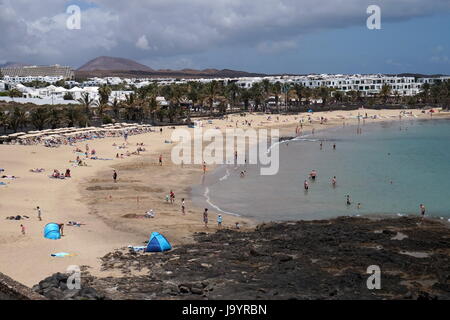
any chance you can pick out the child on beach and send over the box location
[217,214,223,228]
[20,224,25,235]
[159,154,163,166]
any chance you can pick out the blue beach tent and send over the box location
[44,223,61,240]
[145,232,172,252]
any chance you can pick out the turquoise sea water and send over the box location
[192,119,450,222]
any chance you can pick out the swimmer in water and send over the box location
[304,180,309,190]
[309,170,317,181]
[331,176,337,187]
[346,195,351,206]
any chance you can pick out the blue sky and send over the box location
[1,0,449,74]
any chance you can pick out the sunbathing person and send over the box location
[67,221,85,226]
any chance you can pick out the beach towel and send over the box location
[51,252,76,257]
[128,246,146,252]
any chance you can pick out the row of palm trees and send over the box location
[1,79,449,133]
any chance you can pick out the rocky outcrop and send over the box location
[0,272,46,300]
[86,216,450,300]
[32,272,108,300]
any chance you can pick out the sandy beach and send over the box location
[0,108,448,287]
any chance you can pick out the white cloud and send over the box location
[136,35,150,50]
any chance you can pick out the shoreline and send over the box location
[191,112,450,222]
[1,108,450,287]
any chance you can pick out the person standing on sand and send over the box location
[36,206,42,221]
[217,214,223,228]
[170,190,175,204]
[420,204,426,221]
[203,161,207,174]
[58,223,64,236]
[113,170,117,183]
[181,198,186,215]
[203,208,209,228]
[159,154,163,166]
[20,224,25,235]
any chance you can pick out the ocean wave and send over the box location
[203,187,241,217]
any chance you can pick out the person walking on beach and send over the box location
[203,208,209,228]
[333,143,336,150]
[203,161,207,174]
[181,198,186,215]
[113,170,117,183]
[159,154,163,166]
[36,206,42,221]
[20,224,25,235]
[217,214,223,228]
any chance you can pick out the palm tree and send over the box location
[261,79,271,112]
[225,82,240,113]
[97,85,112,118]
[187,81,202,120]
[65,107,82,127]
[249,83,264,112]
[379,84,391,104]
[291,83,305,107]
[0,111,9,133]
[123,93,137,121]
[9,106,28,132]
[48,107,63,129]
[148,96,159,124]
[420,83,430,104]
[77,93,96,118]
[203,80,222,117]
[281,83,292,111]
[30,107,49,130]
[111,98,121,120]
[271,81,282,113]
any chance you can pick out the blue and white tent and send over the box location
[145,232,172,252]
[44,223,61,240]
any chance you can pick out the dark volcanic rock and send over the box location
[33,272,108,300]
[39,217,450,300]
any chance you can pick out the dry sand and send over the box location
[0,108,447,286]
